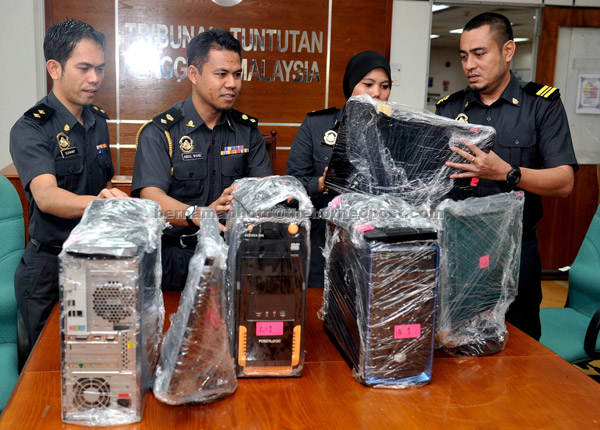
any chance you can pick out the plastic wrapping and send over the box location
[59,198,165,426]
[153,209,237,404]
[320,193,439,388]
[436,192,524,356]
[324,94,496,206]
[225,176,313,377]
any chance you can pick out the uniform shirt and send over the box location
[9,91,114,245]
[286,107,343,210]
[436,72,578,231]
[131,95,273,236]
[286,107,342,288]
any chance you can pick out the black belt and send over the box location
[162,235,198,249]
[30,238,63,255]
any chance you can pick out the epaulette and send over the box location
[90,104,110,119]
[523,82,561,100]
[24,103,55,124]
[152,107,184,130]
[307,107,338,117]
[230,109,258,128]
[436,89,467,107]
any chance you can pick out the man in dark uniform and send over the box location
[9,20,126,364]
[436,12,578,340]
[286,51,391,288]
[132,28,272,291]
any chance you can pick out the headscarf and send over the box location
[342,50,391,99]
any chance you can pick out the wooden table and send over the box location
[2,290,599,429]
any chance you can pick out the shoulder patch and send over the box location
[307,107,339,117]
[24,103,55,124]
[436,89,466,107]
[90,104,110,119]
[152,107,184,130]
[523,82,561,100]
[230,109,259,128]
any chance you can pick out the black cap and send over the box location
[342,51,391,99]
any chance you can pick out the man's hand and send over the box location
[208,185,238,215]
[97,188,128,199]
[317,167,329,193]
[445,138,511,181]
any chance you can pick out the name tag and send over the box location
[181,152,203,161]
[61,147,78,158]
[220,145,249,156]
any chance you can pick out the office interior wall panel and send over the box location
[535,6,600,270]
[47,0,391,175]
[51,1,117,117]
[538,166,599,270]
[328,0,392,110]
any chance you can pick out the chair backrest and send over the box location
[0,175,24,344]
[567,203,600,318]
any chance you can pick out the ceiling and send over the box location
[430,4,540,49]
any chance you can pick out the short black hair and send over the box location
[43,20,105,69]
[463,12,513,49]
[187,28,242,72]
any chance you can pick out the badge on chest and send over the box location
[57,132,78,158]
[179,136,203,161]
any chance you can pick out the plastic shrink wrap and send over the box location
[225,176,313,377]
[59,198,165,426]
[320,193,439,388]
[154,209,236,404]
[324,94,495,206]
[436,191,524,356]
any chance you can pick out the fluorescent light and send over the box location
[514,38,530,43]
[430,34,440,39]
[449,28,463,34]
[432,5,450,12]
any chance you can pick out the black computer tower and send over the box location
[324,223,439,387]
[233,218,308,377]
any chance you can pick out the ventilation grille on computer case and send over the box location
[92,283,135,323]
[73,377,111,410]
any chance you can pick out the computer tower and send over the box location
[60,199,164,426]
[233,218,308,377]
[324,95,495,205]
[437,192,524,356]
[324,224,439,387]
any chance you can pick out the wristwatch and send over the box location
[185,205,198,227]
[506,165,522,186]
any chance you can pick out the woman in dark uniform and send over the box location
[286,50,392,288]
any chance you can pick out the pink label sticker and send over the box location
[394,324,421,339]
[256,321,284,337]
[469,128,480,133]
[479,255,490,269]
[330,195,342,208]
[354,224,375,233]
[470,177,480,187]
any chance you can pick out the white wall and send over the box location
[0,0,45,170]
[389,0,432,109]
